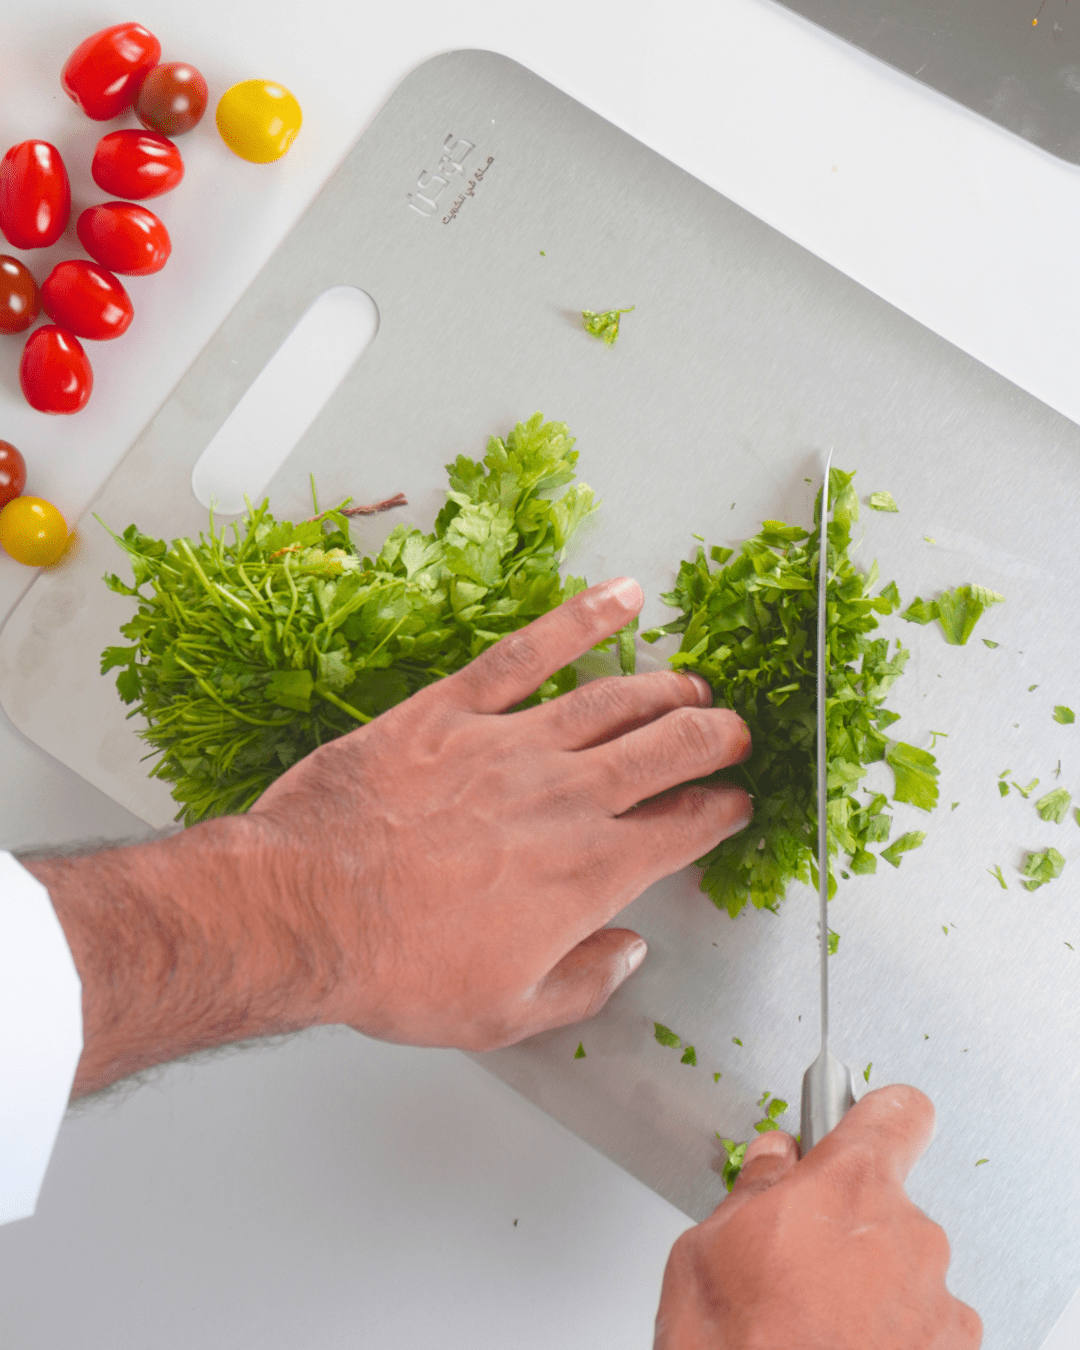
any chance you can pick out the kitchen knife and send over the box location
[799,450,856,1157]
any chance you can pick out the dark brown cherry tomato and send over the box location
[0,255,40,334]
[91,130,183,200]
[41,261,133,341]
[76,202,171,277]
[20,327,93,414]
[0,142,71,250]
[0,441,27,509]
[61,22,161,121]
[135,63,208,136]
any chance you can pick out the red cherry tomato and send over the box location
[135,63,208,136]
[61,22,161,121]
[0,441,27,509]
[41,260,133,341]
[0,142,71,250]
[76,202,171,277]
[0,255,40,333]
[92,130,183,200]
[20,327,93,414]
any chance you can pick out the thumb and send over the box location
[520,928,647,1035]
[707,1130,799,1225]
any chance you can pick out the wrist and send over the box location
[23,812,342,1098]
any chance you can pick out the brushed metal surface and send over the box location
[771,0,1080,164]
[0,51,1077,1347]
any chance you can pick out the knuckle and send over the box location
[663,707,721,769]
[578,675,633,725]
[918,1214,952,1271]
[477,628,543,689]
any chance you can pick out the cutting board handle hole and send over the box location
[191,286,380,515]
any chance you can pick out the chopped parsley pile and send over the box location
[100,415,597,825]
[641,467,940,918]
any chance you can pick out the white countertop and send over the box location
[0,1,1077,1344]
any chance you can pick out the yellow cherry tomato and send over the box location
[0,496,68,567]
[216,80,302,163]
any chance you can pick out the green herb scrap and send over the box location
[100,415,595,825]
[753,1093,789,1133]
[880,830,926,868]
[988,864,1008,890]
[1022,848,1066,892]
[1037,789,1073,824]
[654,1023,682,1049]
[868,491,899,513]
[827,928,840,955]
[1054,706,1076,724]
[574,1042,586,1059]
[718,1137,748,1192]
[863,1062,872,1083]
[581,306,635,346]
[901,585,1005,646]
[641,468,938,917]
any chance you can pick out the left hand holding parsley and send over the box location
[25,576,752,1097]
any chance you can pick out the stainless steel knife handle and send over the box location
[799,1045,856,1156]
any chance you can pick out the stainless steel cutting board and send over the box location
[1,51,1078,1348]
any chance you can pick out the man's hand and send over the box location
[26,576,753,1096]
[655,1085,983,1349]
[246,574,751,1049]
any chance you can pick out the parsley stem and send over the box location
[312,684,373,724]
[171,656,294,727]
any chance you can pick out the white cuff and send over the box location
[0,851,83,1226]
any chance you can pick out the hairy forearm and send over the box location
[20,816,342,1100]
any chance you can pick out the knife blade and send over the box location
[799,450,856,1158]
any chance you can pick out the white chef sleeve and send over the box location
[0,851,82,1226]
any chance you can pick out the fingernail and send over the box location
[734,718,752,763]
[625,939,648,975]
[592,576,643,612]
[745,1131,794,1160]
[683,672,713,706]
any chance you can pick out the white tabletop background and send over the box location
[0,1,1077,1345]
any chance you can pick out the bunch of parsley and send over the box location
[642,468,939,918]
[100,415,596,825]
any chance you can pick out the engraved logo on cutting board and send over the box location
[405,134,495,224]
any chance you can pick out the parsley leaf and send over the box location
[887,743,940,811]
[581,306,635,346]
[988,864,1008,890]
[982,639,999,648]
[903,585,1005,645]
[1054,706,1076,724]
[868,491,899,512]
[574,1042,586,1059]
[101,416,596,825]
[680,1046,698,1066]
[1036,788,1072,824]
[827,929,840,954]
[1022,848,1066,891]
[717,1137,748,1192]
[863,1062,872,1083]
[654,1023,681,1049]
[880,831,926,868]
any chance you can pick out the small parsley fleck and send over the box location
[574,1042,586,1059]
[863,1062,872,1083]
[1054,705,1075,724]
[581,306,634,346]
